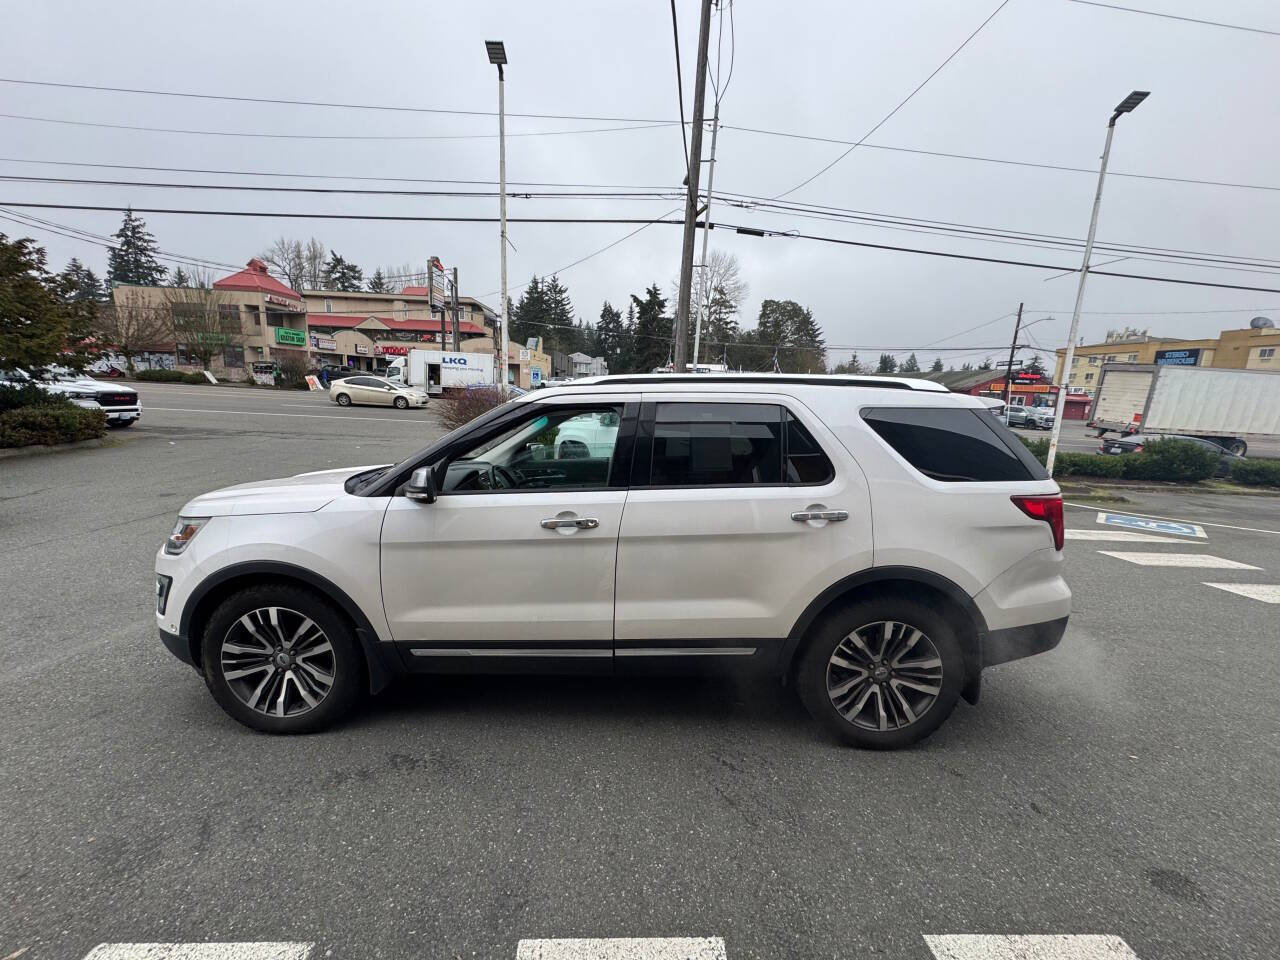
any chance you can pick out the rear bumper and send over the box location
[982,616,1067,667]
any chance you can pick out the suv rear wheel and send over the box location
[798,597,964,749]
[201,584,364,734]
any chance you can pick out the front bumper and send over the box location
[103,407,141,422]
[982,616,1068,667]
[159,627,197,668]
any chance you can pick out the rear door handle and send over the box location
[540,517,600,529]
[791,510,849,522]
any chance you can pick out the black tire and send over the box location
[1224,438,1247,457]
[335,393,351,406]
[797,597,965,749]
[200,584,365,734]
[393,396,409,409]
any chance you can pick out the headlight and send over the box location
[165,517,209,555]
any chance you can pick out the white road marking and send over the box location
[1064,530,1192,543]
[1097,551,1260,569]
[1095,512,1205,538]
[83,945,312,960]
[515,938,727,960]
[924,934,1140,960]
[1202,582,1280,603]
[1067,502,1280,537]
[147,406,427,425]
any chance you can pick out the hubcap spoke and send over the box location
[826,619,944,732]
[222,606,335,718]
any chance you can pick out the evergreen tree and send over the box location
[170,266,191,288]
[900,352,921,373]
[2,237,97,374]
[542,275,576,352]
[831,353,862,375]
[615,301,638,372]
[366,268,391,293]
[629,284,669,373]
[596,300,624,364]
[321,252,364,291]
[877,353,898,373]
[510,276,546,350]
[961,361,974,371]
[1024,354,1047,377]
[930,357,944,372]
[703,284,741,356]
[106,208,167,287]
[60,258,106,302]
[978,356,994,370]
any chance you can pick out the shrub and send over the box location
[0,383,69,411]
[1020,436,1049,464]
[1053,452,1126,478]
[439,384,511,431]
[0,404,108,447]
[274,352,310,390]
[1122,438,1218,482]
[135,368,208,384]
[1228,458,1280,487]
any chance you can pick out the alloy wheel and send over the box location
[220,606,336,718]
[826,621,944,731]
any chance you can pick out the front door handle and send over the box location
[791,510,849,522]
[540,517,600,529]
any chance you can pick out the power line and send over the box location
[0,156,679,191]
[721,125,1280,193]
[1029,305,1280,315]
[0,112,679,141]
[1066,0,1280,37]
[669,0,690,171]
[770,0,1011,199]
[0,77,680,123]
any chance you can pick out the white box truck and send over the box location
[1089,363,1280,456]
[385,349,495,394]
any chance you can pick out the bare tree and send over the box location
[96,288,175,373]
[302,238,327,290]
[671,250,748,357]
[259,237,305,291]
[375,262,425,294]
[163,281,239,369]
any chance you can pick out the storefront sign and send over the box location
[264,293,304,311]
[274,326,307,346]
[1154,348,1201,366]
[312,336,337,351]
[377,344,410,356]
[1011,371,1044,384]
[355,344,370,355]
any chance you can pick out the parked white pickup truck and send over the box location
[6,367,142,427]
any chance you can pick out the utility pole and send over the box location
[427,257,439,348]
[672,0,714,374]
[1047,90,1148,474]
[691,97,721,369]
[450,267,461,354]
[1002,302,1023,412]
[486,41,510,389]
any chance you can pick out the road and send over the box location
[2,382,1278,960]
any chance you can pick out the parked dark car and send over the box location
[1099,434,1242,477]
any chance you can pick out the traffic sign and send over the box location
[1096,512,1206,538]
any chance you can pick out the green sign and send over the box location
[274,326,307,346]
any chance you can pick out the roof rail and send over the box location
[556,374,932,391]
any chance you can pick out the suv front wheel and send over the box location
[798,598,965,749]
[201,584,364,733]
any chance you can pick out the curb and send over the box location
[0,436,115,460]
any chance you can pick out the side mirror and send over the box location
[405,466,437,504]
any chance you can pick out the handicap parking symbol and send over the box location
[1096,512,1206,538]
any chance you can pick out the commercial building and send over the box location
[1053,321,1280,396]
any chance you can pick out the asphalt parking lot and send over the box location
[2,382,1278,960]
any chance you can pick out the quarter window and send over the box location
[861,407,1048,483]
[785,413,835,483]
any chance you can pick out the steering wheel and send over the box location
[490,464,520,489]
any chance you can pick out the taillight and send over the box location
[1011,495,1064,551]
[1134,444,1143,452]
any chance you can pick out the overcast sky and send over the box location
[2,0,1278,367]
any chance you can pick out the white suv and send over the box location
[155,374,1069,749]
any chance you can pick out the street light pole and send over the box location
[691,101,720,369]
[1046,90,1148,475]
[486,41,510,390]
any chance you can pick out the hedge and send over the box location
[0,383,70,411]
[1228,458,1280,488]
[1019,435,1218,483]
[0,404,108,448]
[134,369,210,384]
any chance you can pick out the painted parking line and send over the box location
[83,945,313,960]
[1202,582,1280,604]
[1067,503,1280,537]
[515,939,726,960]
[924,934,1139,960]
[1064,530,1193,544]
[147,406,430,425]
[1096,512,1206,539]
[1097,551,1260,570]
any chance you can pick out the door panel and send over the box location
[614,396,873,654]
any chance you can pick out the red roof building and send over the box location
[213,258,304,303]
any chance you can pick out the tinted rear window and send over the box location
[861,407,1049,482]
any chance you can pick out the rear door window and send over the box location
[861,407,1048,482]
[651,403,783,486]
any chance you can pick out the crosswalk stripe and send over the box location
[924,934,1140,959]
[1202,582,1280,603]
[1097,551,1260,569]
[1064,530,1192,543]
[83,945,313,960]
[515,938,727,960]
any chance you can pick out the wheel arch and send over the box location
[780,566,987,704]
[180,561,395,693]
